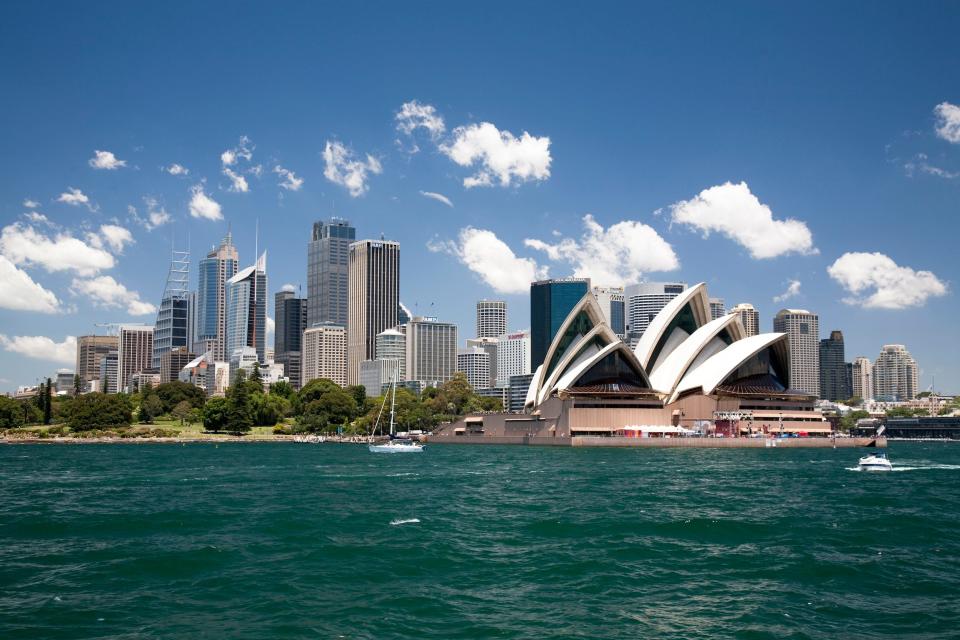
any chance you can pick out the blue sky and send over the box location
[1,2,958,392]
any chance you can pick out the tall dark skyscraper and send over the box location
[347,239,399,385]
[275,287,307,388]
[530,278,590,370]
[819,330,851,401]
[307,219,355,328]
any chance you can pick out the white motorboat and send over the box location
[858,452,892,471]
[368,374,424,454]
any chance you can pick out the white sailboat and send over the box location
[369,375,424,453]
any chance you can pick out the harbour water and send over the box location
[2,442,959,639]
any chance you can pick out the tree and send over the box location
[886,406,915,418]
[155,381,207,413]
[917,390,933,398]
[844,396,863,407]
[347,385,366,410]
[172,400,194,425]
[269,379,294,400]
[43,378,52,425]
[0,396,23,429]
[68,393,132,431]
[298,388,357,433]
[202,397,230,432]
[298,378,342,406]
[139,382,161,424]
[840,409,871,431]
[225,369,254,435]
[249,362,263,391]
[73,374,82,396]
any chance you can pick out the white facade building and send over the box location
[772,309,820,396]
[496,330,531,388]
[405,316,457,386]
[374,328,406,381]
[302,323,347,387]
[476,300,507,339]
[873,344,919,401]
[457,347,492,391]
[852,356,873,401]
[730,303,760,338]
[624,282,687,345]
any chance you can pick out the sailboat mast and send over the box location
[389,374,397,436]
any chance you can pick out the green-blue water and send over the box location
[2,442,959,639]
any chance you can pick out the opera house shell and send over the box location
[435,283,828,443]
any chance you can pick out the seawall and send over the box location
[425,435,885,448]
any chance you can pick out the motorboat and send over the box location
[858,452,892,471]
[368,374,424,454]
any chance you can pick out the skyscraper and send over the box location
[152,248,191,370]
[852,356,873,401]
[307,218,355,328]
[457,347,491,391]
[99,351,118,393]
[375,328,406,381]
[873,344,919,401]
[773,309,820,396]
[225,252,267,364]
[530,278,591,370]
[466,337,498,389]
[819,330,851,401]
[161,346,194,384]
[196,231,238,360]
[117,325,154,393]
[405,316,457,386]
[302,323,347,387]
[476,300,507,339]
[730,303,760,337]
[274,287,307,388]
[623,282,687,345]
[347,239,399,385]
[496,330,531,388]
[709,297,726,320]
[76,334,119,390]
[592,287,625,337]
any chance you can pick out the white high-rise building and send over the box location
[773,309,820,396]
[117,325,154,393]
[476,300,507,339]
[592,287,626,337]
[457,347,491,391]
[624,282,687,345]
[374,328,406,381]
[496,330,531,388]
[730,303,760,337]
[302,323,347,387]
[466,337,498,389]
[852,356,873,401]
[872,344,919,401]
[709,297,725,320]
[405,316,457,387]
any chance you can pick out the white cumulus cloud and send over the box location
[163,163,190,176]
[420,191,453,207]
[441,122,551,188]
[57,187,97,211]
[71,275,157,315]
[0,334,76,364]
[274,165,303,191]
[89,149,127,170]
[98,224,134,253]
[396,100,446,141]
[773,279,802,303]
[323,140,382,197]
[23,199,39,208]
[133,197,172,230]
[188,185,223,221]
[827,252,948,310]
[429,227,547,294]
[669,181,816,259]
[0,256,60,313]
[524,214,679,286]
[0,223,115,275]
[934,102,960,144]
[221,135,254,166]
[223,167,249,193]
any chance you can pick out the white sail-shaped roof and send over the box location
[539,292,608,384]
[524,364,544,412]
[552,341,651,394]
[670,333,789,403]
[633,283,711,372]
[536,323,620,405]
[648,313,745,393]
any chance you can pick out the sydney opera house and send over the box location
[433,283,829,443]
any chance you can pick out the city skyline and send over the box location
[1,3,958,392]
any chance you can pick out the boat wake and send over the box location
[390,518,420,526]
[846,464,960,472]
